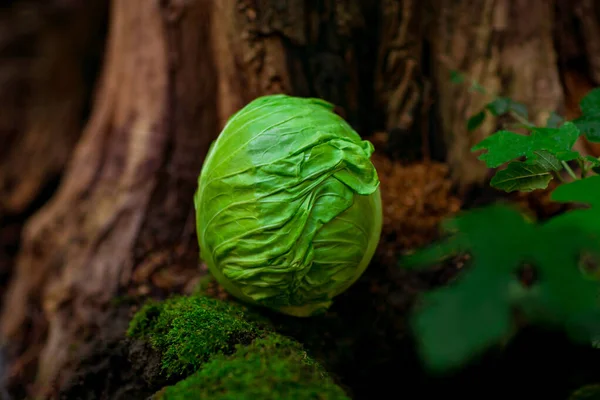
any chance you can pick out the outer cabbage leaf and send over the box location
[194,94,382,316]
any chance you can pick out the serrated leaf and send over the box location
[529,150,562,171]
[580,88,600,115]
[401,206,534,371]
[573,88,600,142]
[467,110,486,131]
[490,161,553,192]
[413,268,513,372]
[585,156,600,167]
[574,114,600,142]
[472,122,582,168]
[450,70,465,84]
[402,201,600,372]
[523,227,600,340]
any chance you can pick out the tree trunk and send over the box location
[1,0,217,396]
[0,1,106,216]
[2,0,600,398]
[429,0,564,189]
[556,0,600,156]
[0,0,107,334]
[0,0,380,397]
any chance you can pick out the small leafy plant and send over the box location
[456,70,600,193]
[402,71,600,374]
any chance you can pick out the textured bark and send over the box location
[373,0,433,161]
[1,1,218,397]
[3,0,600,398]
[0,1,106,216]
[0,0,107,346]
[0,0,379,398]
[430,0,564,189]
[213,0,378,132]
[570,0,600,84]
[556,0,600,156]
[375,0,423,131]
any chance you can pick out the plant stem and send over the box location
[508,110,535,128]
[561,161,578,180]
[579,159,589,179]
[553,170,565,183]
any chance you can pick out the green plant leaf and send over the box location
[467,110,486,131]
[485,97,511,116]
[490,161,553,193]
[580,88,600,115]
[402,235,466,269]
[412,268,513,372]
[584,156,600,167]
[402,206,535,371]
[573,115,600,142]
[401,199,600,372]
[573,88,600,142]
[485,97,528,119]
[471,122,582,168]
[530,150,562,172]
[547,176,600,237]
[551,175,600,208]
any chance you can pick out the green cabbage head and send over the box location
[194,94,382,317]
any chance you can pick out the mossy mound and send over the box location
[127,293,349,398]
[127,295,258,376]
[156,334,350,400]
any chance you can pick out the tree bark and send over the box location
[1,0,218,396]
[212,0,379,132]
[3,0,600,398]
[0,0,380,397]
[556,0,600,156]
[0,0,107,337]
[429,0,564,189]
[0,1,107,216]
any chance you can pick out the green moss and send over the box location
[127,295,258,377]
[155,333,350,400]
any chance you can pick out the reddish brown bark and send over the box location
[0,0,107,349]
[430,0,564,189]
[2,0,600,398]
[0,1,106,216]
[0,0,378,397]
[1,1,217,396]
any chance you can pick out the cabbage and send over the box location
[194,94,382,317]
